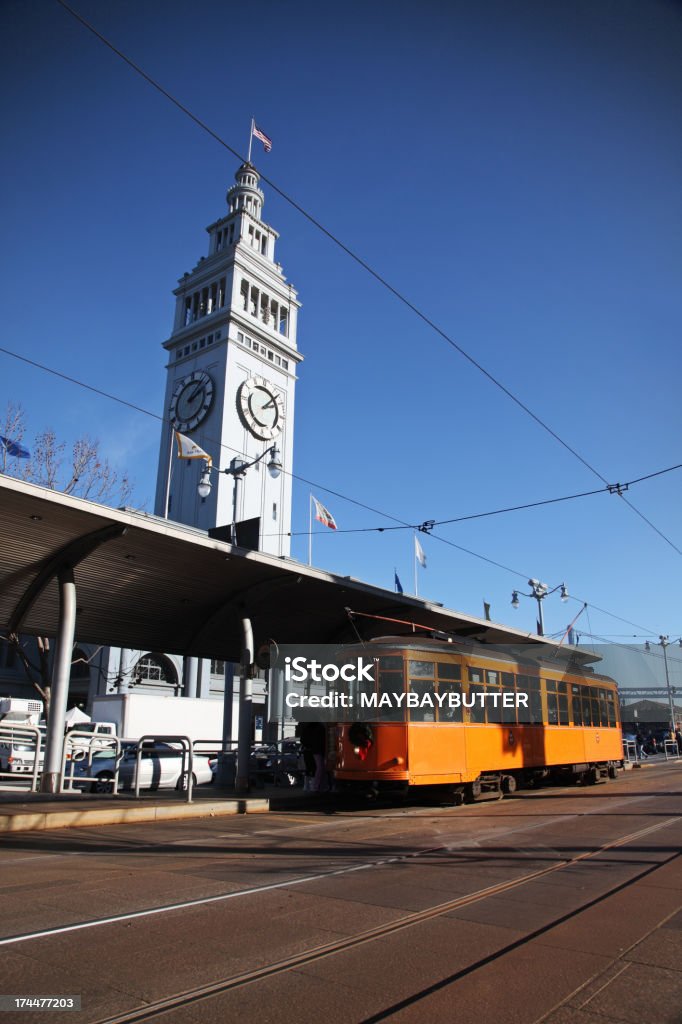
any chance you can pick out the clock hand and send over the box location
[261,398,276,410]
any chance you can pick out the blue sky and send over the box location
[1,0,681,668]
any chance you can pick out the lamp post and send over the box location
[197,445,282,544]
[197,444,282,796]
[658,636,676,733]
[511,579,569,636]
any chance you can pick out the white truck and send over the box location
[0,697,44,774]
[90,694,224,746]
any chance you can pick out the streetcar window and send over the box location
[486,677,503,723]
[547,692,559,726]
[409,679,435,722]
[572,696,583,726]
[518,675,541,725]
[580,685,593,726]
[558,695,569,725]
[591,698,600,726]
[468,684,486,723]
[558,681,568,694]
[527,678,542,725]
[437,661,461,680]
[468,667,483,683]
[546,678,557,692]
[486,670,498,686]
[379,656,403,672]
[599,699,609,727]
[379,671,405,722]
[501,672,516,725]
[438,681,463,723]
[409,660,434,678]
[607,702,616,727]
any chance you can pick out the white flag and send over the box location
[312,496,337,530]
[174,431,212,466]
[415,535,426,568]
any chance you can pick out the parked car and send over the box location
[67,742,213,793]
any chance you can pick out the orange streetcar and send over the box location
[332,636,623,802]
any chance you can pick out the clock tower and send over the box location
[154,162,302,557]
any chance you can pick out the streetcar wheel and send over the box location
[501,775,517,795]
[608,765,618,780]
[585,767,599,785]
[465,780,482,803]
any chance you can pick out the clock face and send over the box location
[170,370,215,432]
[238,376,285,440]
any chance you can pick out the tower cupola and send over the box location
[227,162,265,219]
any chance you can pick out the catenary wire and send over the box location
[6,340,680,553]
[53,0,682,557]
[1,342,680,638]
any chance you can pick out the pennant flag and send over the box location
[0,435,30,459]
[394,570,403,594]
[568,627,576,645]
[483,602,491,621]
[174,431,212,466]
[312,496,337,530]
[415,535,426,568]
[252,123,273,153]
[537,619,543,636]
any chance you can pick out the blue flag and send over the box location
[0,435,30,459]
[394,570,403,594]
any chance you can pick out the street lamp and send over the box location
[511,579,568,636]
[658,636,677,733]
[197,445,282,543]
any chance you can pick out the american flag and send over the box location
[252,124,272,153]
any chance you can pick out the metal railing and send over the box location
[135,735,193,802]
[0,723,43,791]
[663,739,680,760]
[61,732,121,794]
[622,739,638,763]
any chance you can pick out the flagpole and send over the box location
[163,425,175,520]
[247,117,254,163]
[308,493,313,567]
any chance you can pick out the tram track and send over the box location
[87,814,681,1024]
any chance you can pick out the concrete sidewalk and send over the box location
[0,785,269,832]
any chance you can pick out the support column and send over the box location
[184,657,198,699]
[235,619,253,794]
[40,567,76,794]
[196,658,210,699]
[215,662,236,788]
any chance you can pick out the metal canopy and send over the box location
[0,475,590,663]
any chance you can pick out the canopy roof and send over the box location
[0,475,596,665]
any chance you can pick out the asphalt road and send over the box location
[1,762,681,1024]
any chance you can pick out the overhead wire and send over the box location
[2,340,681,639]
[53,0,682,558]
